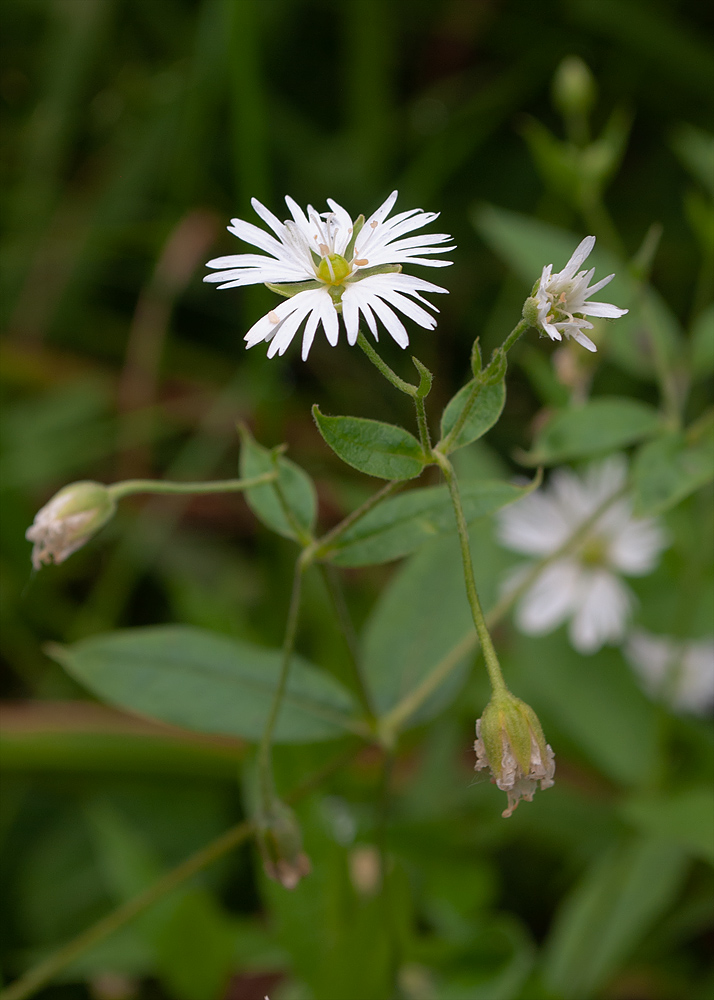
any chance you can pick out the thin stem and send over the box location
[414,394,432,453]
[312,479,404,559]
[0,820,254,1000]
[433,450,506,695]
[1,747,357,1000]
[107,472,276,501]
[357,331,417,397]
[380,483,628,736]
[501,317,531,355]
[319,564,375,720]
[258,557,306,807]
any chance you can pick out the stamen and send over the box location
[370,220,378,229]
[354,258,369,266]
[268,311,280,324]
[318,243,330,256]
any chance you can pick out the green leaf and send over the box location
[48,626,357,744]
[439,379,506,452]
[632,422,714,516]
[238,424,317,541]
[363,531,504,725]
[691,304,714,379]
[328,477,539,567]
[504,632,659,788]
[544,837,688,998]
[621,788,714,864]
[312,405,426,480]
[521,397,661,465]
[473,205,683,378]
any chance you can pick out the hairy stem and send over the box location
[357,331,418,396]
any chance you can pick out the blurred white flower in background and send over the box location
[497,456,667,654]
[530,235,628,352]
[626,631,714,715]
[204,191,454,359]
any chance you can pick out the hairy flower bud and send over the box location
[26,481,116,570]
[474,692,555,818]
[257,799,311,890]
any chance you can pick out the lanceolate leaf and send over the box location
[439,379,506,452]
[48,626,357,744]
[239,424,317,541]
[327,476,540,567]
[312,406,426,480]
[521,397,661,466]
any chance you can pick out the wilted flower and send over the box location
[204,191,454,359]
[474,692,555,818]
[497,457,667,654]
[26,481,116,570]
[626,630,714,715]
[523,235,628,352]
[257,798,311,890]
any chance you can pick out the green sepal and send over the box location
[264,279,322,299]
[411,356,434,398]
[350,263,402,282]
[344,214,365,261]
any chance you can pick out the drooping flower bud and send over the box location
[25,481,116,570]
[474,691,555,818]
[257,798,311,890]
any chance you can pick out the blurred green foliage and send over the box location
[1,1,713,999]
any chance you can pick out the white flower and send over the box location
[529,235,628,352]
[204,191,454,359]
[497,456,667,654]
[625,630,714,715]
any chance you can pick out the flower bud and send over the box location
[26,481,116,570]
[552,56,596,122]
[257,799,311,890]
[474,691,555,818]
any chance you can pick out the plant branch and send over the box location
[357,331,418,397]
[107,472,276,501]
[312,479,404,559]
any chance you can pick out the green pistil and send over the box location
[580,534,606,566]
[317,253,351,285]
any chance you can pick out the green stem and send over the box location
[257,556,306,807]
[501,317,531,354]
[107,472,276,501]
[414,393,432,453]
[1,747,357,1000]
[380,483,628,736]
[432,450,506,695]
[312,479,403,559]
[319,564,375,721]
[356,331,418,397]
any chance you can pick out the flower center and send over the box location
[316,252,351,285]
[580,534,607,566]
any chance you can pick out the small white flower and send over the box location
[497,456,667,654]
[625,630,714,715]
[529,235,628,352]
[204,191,454,359]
